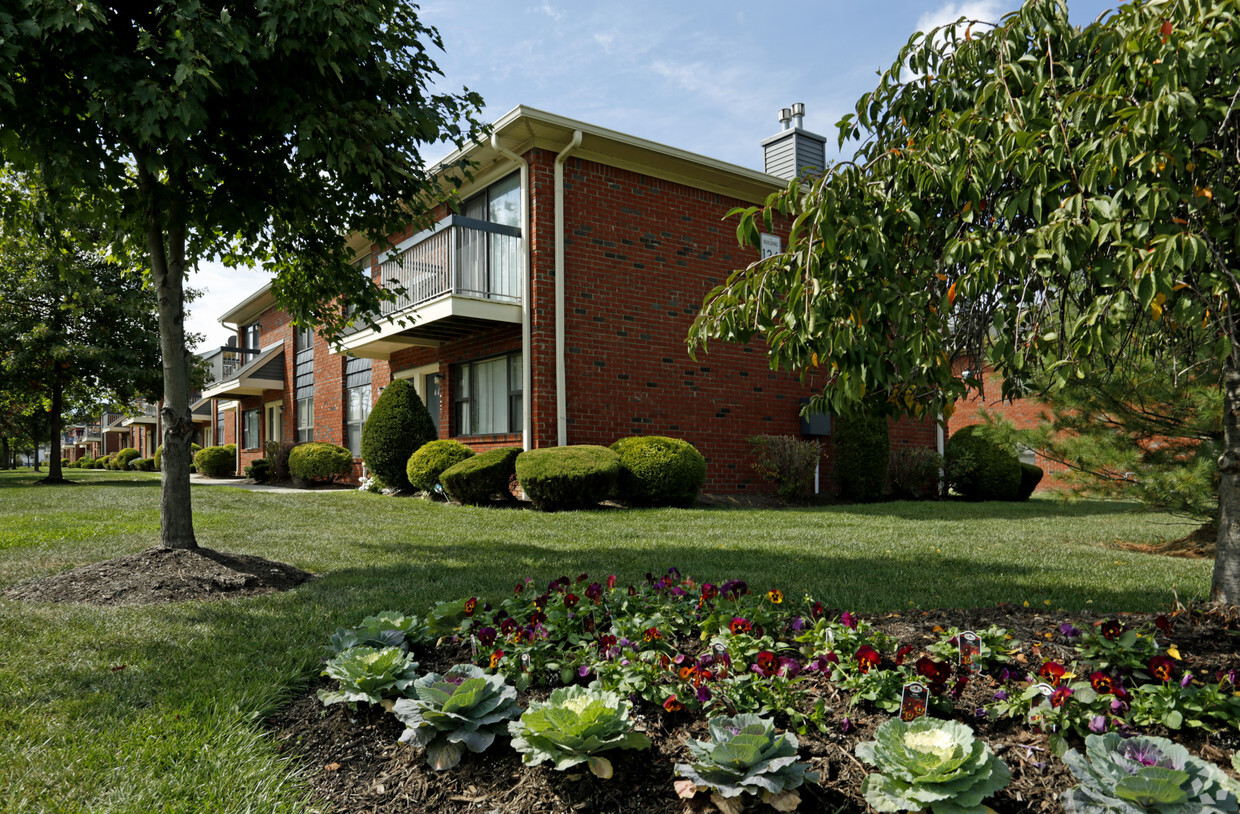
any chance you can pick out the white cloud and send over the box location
[532,1,564,21]
[184,260,273,352]
[915,1,1004,36]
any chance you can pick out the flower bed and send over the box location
[273,570,1240,813]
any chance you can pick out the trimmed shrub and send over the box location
[245,458,272,483]
[263,440,294,482]
[609,436,705,507]
[440,446,521,506]
[515,445,621,512]
[834,411,890,502]
[407,439,475,494]
[889,447,942,500]
[288,441,353,485]
[59,458,70,468]
[105,452,121,470]
[944,425,1021,501]
[116,447,142,470]
[748,435,820,501]
[1017,462,1044,501]
[194,445,236,477]
[133,457,155,472]
[77,456,94,469]
[154,443,201,472]
[361,378,436,493]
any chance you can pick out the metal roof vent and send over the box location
[762,102,826,180]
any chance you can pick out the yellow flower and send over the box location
[767,589,783,605]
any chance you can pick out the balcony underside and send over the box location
[340,294,522,361]
[102,426,130,434]
[202,342,286,399]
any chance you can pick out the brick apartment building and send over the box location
[200,105,940,494]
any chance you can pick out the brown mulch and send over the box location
[2,547,315,605]
[267,603,1240,814]
[1112,521,1217,559]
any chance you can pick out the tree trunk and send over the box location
[38,376,66,484]
[1213,359,1240,604]
[142,166,197,549]
[0,436,8,469]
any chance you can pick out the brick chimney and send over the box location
[761,103,827,179]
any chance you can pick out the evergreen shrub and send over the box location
[134,457,155,471]
[116,447,141,470]
[888,447,942,499]
[77,456,94,468]
[1017,462,1044,501]
[245,458,272,483]
[263,441,294,481]
[515,445,621,512]
[288,441,353,484]
[944,425,1021,501]
[407,439,474,494]
[834,411,890,502]
[154,443,201,471]
[440,446,520,506]
[194,445,236,477]
[361,378,436,493]
[609,435,705,507]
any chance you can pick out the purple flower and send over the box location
[776,656,802,678]
[577,665,591,678]
[1110,698,1129,713]
[1180,672,1194,688]
[696,685,712,703]
[840,717,854,734]
[1089,715,1108,734]
[791,616,805,632]
[992,690,1009,701]
[841,611,858,629]
[1059,622,1080,638]
[974,707,988,718]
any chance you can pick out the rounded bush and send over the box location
[515,445,621,512]
[116,447,141,470]
[945,425,1020,501]
[288,441,353,484]
[106,453,122,470]
[93,457,106,469]
[59,458,70,468]
[609,436,705,507]
[245,458,272,483]
[133,457,155,472]
[77,456,94,469]
[440,446,521,506]
[1016,462,1044,501]
[834,411,890,503]
[361,378,436,493]
[194,445,236,477]
[407,439,475,493]
[154,443,201,472]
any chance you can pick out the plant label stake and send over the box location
[900,682,928,721]
[959,631,981,673]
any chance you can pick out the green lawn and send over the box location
[0,470,1212,813]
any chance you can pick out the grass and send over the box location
[0,469,1212,813]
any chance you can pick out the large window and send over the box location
[242,408,260,450]
[453,352,521,436]
[215,408,225,447]
[345,356,372,456]
[294,326,315,443]
[459,173,521,301]
[244,323,260,350]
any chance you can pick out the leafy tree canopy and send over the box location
[689,0,1240,600]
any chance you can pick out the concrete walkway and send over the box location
[189,473,355,494]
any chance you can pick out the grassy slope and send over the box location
[0,470,1209,813]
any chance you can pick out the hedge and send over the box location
[440,446,520,506]
[194,445,236,478]
[834,410,890,503]
[288,442,353,484]
[515,445,620,512]
[77,457,94,469]
[407,439,475,494]
[944,425,1020,501]
[609,436,705,507]
[361,378,436,492]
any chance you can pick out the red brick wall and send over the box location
[948,367,1065,488]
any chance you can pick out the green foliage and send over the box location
[244,458,271,483]
[406,439,474,494]
[945,426,1020,501]
[439,446,520,505]
[1017,463,1044,501]
[105,452,121,470]
[675,713,817,802]
[515,446,621,512]
[116,448,141,470]
[288,442,352,484]
[133,457,154,472]
[609,435,706,507]
[155,443,200,472]
[76,456,94,468]
[193,445,235,478]
[262,441,293,482]
[361,378,436,493]
[1061,733,1237,813]
[834,410,890,502]
[391,664,521,770]
[508,686,651,778]
[856,718,1010,813]
[889,447,943,500]
[315,646,420,707]
[748,435,821,501]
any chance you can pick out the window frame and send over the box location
[242,408,260,450]
[453,351,522,437]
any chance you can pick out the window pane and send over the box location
[478,357,506,434]
[488,174,520,227]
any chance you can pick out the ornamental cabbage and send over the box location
[316,646,420,706]
[856,718,1010,813]
[1061,732,1238,813]
[324,611,429,657]
[508,685,651,778]
[675,713,818,809]
[391,664,521,770]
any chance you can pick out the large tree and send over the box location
[0,1,483,548]
[689,0,1240,602]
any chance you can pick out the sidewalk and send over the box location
[189,473,354,494]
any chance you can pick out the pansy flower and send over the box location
[915,656,951,683]
[1058,622,1080,638]
[1154,614,1173,636]
[951,676,969,700]
[1038,660,1067,686]
[729,617,752,635]
[855,644,880,674]
[811,601,826,619]
[767,588,783,605]
[532,594,548,611]
[1089,671,1116,694]
[529,609,547,626]
[585,582,602,603]
[463,597,477,615]
[606,574,617,589]
[514,581,526,595]
[476,626,497,647]
[679,665,697,681]
[841,611,858,630]
[806,654,835,677]
[564,592,579,609]
[754,650,778,676]
[577,573,589,583]
[700,583,718,604]
[696,685,712,704]
[489,649,504,669]
[643,626,663,643]
[500,617,518,636]
[895,644,914,666]
[596,634,617,656]
[662,694,683,712]
[1050,686,1074,707]
[1099,619,1122,640]
[627,585,637,597]
[777,656,802,678]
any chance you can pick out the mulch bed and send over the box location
[268,603,1240,814]
[2,547,315,605]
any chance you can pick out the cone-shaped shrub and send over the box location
[609,435,705,507]
[440,446,520,505]
[515,445,620,512]
[945,425,1020,501]
[360,378,436,493]
[407,439,475,493]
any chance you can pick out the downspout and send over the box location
[554,130,583,447]
[936,411,946,496]
[491,133,532,451]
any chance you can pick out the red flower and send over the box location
[855,645,880,674]
[730,617,752,635]
[627,585,636,596]
[1050,687,1074,707]
[564,592,579,609]
[1149,655,1176,682]
[841,612,858,629]
[529,610,547,626]
[811,601,826,619]
[1099,619,1122,640]
[643,626,663,643]
[585,582,602,603]
[1038,661,1067,686]
[532,594,548,611]
[577,573,589,583]
[500,617,518,635]
[662,695,683,713]
[464,597,477,616]
[476,626,497,647]
[1089,671,1116,694]
[489,650,504,669]
[1154,614,1172,636]
[607,574,617,589]
[755,651,778,675]
[915,656,952,683]
[514,582,526,595]
[895,645,914,666]
[700,583,718,602]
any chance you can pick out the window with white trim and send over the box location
[453,352,521,436]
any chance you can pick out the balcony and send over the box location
[121,400,159,426]
[339,214,523,360]
[102,412,130,434]
[201,346,262,389]
[81,423,102,443]
[201,341,285,400]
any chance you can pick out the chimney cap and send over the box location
[778,107,792,130]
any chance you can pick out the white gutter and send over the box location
[554,130,583,447]
[491,133,532,451]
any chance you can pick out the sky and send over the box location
[185,0,1119,350]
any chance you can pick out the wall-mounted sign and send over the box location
[760,232,782,259]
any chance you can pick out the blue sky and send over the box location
[186,0,1119,349]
